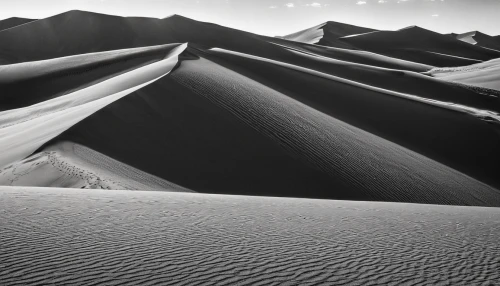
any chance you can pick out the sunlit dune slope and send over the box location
[0,43,184,110]
[0,142,189,191]
[429,57,500,91]
[282,21,376,49]
[0,43,186,170]
[453,31,500,52]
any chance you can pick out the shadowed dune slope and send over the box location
[54,55,500,206]
[1,187,499,285]
[429,58,500,92]
[341,26,500,67]
[0,44,183,110]
[264,36,433,72]
[209,46,500,113]
[198,48,500,190]
[282,21,376,49]
[0,17,35,31]
[0,10,292,65]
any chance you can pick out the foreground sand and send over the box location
[0,186,499,285]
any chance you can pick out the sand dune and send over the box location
[283,21,376,49]
[0,43,186,170]
[264,36,434,72]
[0,10,499,206]
[0,142,189,191]
[454,31,500,52]
[429,57,500,91]
[1,187,499,285]
[1,10,500,285]
[0,17,35,32]
[0,10,288,65]
[49,53,500,206]
[201,48,500,189]
[455,31,478,45]
[339,26,500,67]
[0,43,185,110]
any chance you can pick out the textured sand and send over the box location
[198,48,500,190]
[167,57,500,206]
[1,187,499,285]
[0,142,189,192]
[429,58,500,91]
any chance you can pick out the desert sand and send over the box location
[282,21,376,49]
[453,31,500,52]
[429,58,500,91]
[1,10,500,285]
[0,17,35,32]
[1,187,499,285]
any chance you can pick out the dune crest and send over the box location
[0,43,186,169]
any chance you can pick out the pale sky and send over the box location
[0,0,499,36]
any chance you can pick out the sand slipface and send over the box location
[1,187,499,285]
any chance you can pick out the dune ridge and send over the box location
[339,26,500,67]
[283,21,376,49]
[0,43,184,110]
[0,43,186,169]
[0,17,36,32]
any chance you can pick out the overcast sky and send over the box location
[1,0,499,36]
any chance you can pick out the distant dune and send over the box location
[0,17,36,32]
[453,31,500,52]
[339,26,500,67]
[429,57,500,91]
[1,187,499,285]
[282,21,376,49]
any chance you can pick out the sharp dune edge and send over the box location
[1,10,500,285]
